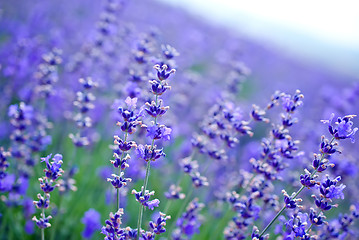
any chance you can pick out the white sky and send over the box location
[159,0,359,48]
[157,0,359,77]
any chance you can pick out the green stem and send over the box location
[306,223,314,234]
[136,94,159,239]
[259,205,286,238]
[42,208,45,240]
[163,200,172,214]
[136,161,151,239]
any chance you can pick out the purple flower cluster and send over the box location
[258,114,357,239]
[172,198,204,239]
[1,0,359,239]
[101,208,171,240]
[34,48,62,99]
[322,114,358,143]
[81,208,102,239]
[0,148,11,192]
[32,154,64,231]
[250,90,304,181]
[69,77,98,147]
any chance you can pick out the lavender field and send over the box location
[1,0,359,239]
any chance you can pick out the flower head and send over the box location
[132,187,160,210]
[153,64,176,81]
[320,175,346,200]
[322,114,358,143]
[149,212,171,235]
[146,123,172,141]
[32,214,52,229]
[41,154,64,180]
[136,144,165,162]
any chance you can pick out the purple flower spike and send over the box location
[145,100,169,118]
[33,193,50,209]
[172,198,204,239]
[81,209,101,239]
[101,209,124,239]
[0,173,15,192]
[320,175,346,200]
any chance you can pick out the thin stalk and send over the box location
[42,208,45,240]
[259,205,286,238]
[163,200,172,214]
[306,223,314,234]
[305,210,321,234]
[136,94,159,239]
[136,161,151,239]
[259,138,334,237]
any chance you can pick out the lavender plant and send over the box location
[257,114,358,239]
[1,0,359,239]
[133,63,176,239]
[32,154,64,240]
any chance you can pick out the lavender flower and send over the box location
[319,175,346,200]
[69,77,98,147]
[148,212,171,235]
[322,114,358,143]
[165,184,185,200]
[82,208,101,239]
[132,187,160,210]
[0,148,11,184]
[107,172,132,189]
[32,153,64,239]
[257,113,357,238]
[284,212,308,238]
[101,208,124,240]
[172,198,204,239]
[34,48,62,98]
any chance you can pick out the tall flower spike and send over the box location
[82,208,101,239]
[70,77,98,147]
[33,153,64,239]
[172,198,204,239]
